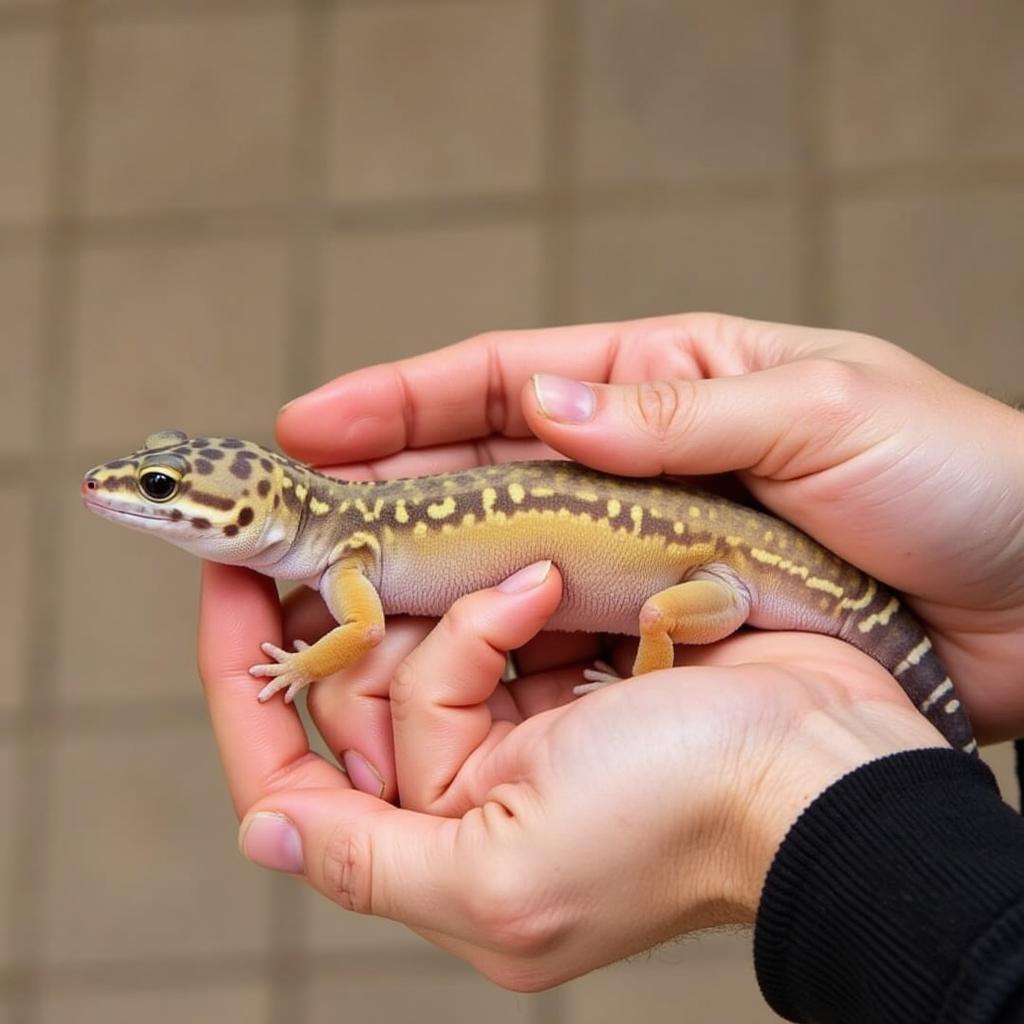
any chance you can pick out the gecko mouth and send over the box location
[82,499,173,525]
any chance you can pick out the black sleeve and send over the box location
[753,748,1024,1024]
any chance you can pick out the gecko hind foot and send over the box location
[574,659,622,695]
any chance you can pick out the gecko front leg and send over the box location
[249,557,385,703]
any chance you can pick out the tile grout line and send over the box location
[1,163,1022,256]
[529,5,576,1022]
[538,0,580,329]
[280,0,332,407]
[266,2,333,1022]
[89,0,488,23]
[794,0,833,327]
[0,6,58,32]
[93,0,294,19]
[7,2,91,1021]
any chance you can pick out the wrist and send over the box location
[726,701,947,917]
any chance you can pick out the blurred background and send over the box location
[1,1,1022,1022]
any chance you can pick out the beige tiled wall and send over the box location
[1,2,1021,1023]
[328,3,546,202]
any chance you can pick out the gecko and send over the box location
[81,429,976,754]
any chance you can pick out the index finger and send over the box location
[275,313,867,467]
[276,321,623,465]
[278,313,759,466]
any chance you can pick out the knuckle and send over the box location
[321,825,374,914]
[680,309,733,342]
[798,357,867,422]
[629,378,697,445]
[662,311,735,360]
[438,595,500,669]
[632,379,679,441]
[469,328,510,352]
[389,658,418,718]
[444,593,481,637]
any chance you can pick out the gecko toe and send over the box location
[575,659,623,695]
[260,641,290,661]
[283,680,307,703]
[251,641,315,702]
[257,677,289,702]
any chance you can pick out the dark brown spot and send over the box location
[221,439,245,449]
[229,458,252,480]
[190,490,235,511]
[102,475,135,493]
[199,448,224,460]
[237,450,260,460]
[237,506,254,527]
[281,482,302,511]
[106,459,130,470]
[257,479,271,497]
[171,446,191,456]
[273,494,280,509]
[192,517,211,529]
[223,524,239,537]
[260,458,273,472]
[190,438,210,449]
[170,509,183,521]
[242,489,250,497]
[194,458,214,475]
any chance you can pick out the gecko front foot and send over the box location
[250,640,315,703]
[574,659,622,695]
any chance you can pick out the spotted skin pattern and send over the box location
[82,430,976,753]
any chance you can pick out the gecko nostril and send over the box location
[84,478,98,491]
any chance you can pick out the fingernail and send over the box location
[532,373,595,423]
[342,749,385,799]
[499,559,552,593]
[240,812,304,874]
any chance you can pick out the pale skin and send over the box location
[203,560,939,991]
[199,312,1024,991]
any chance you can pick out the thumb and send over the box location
[524,361,881,480]
[238,787,483,936]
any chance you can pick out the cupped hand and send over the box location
[200,559,942,991]
[276,314,1024,740]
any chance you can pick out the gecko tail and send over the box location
[894,633,976,755]
[837,594,976,756]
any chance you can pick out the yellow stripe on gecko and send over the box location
[81,429,975,753]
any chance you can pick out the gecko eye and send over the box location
[139,470,179,502]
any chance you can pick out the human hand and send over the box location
[276,314,1024,740]
[200,559,941,991]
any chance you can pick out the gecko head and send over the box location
[81,430,294,565]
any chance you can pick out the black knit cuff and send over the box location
[754,748,1024,1024]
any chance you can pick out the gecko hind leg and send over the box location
[574,571,751,696]
[632,573,751,675]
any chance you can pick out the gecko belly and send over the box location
[377,512,704,635]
